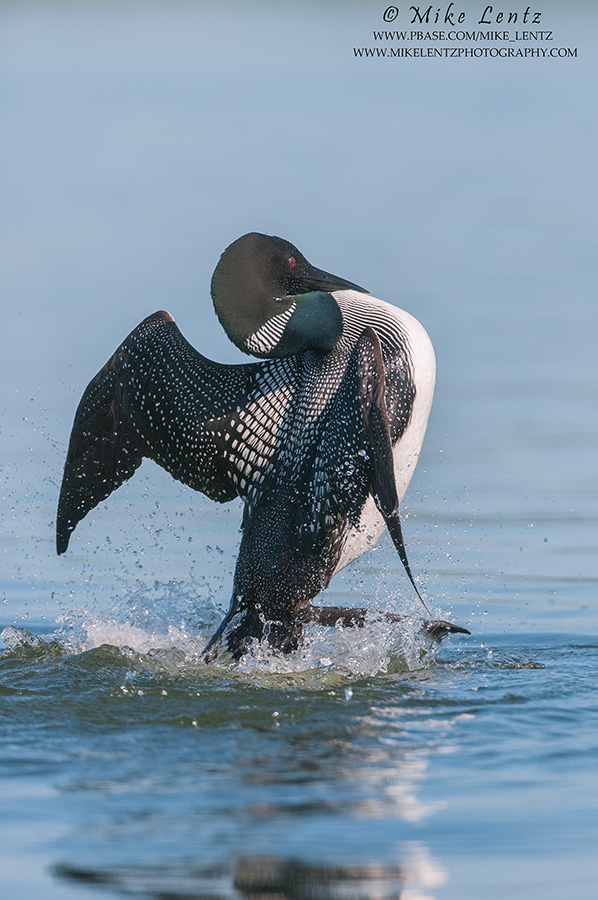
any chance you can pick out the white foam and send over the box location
[6,594,448,680]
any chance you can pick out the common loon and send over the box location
[56,233,469,658]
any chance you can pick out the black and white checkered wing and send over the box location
[56,311,297,553]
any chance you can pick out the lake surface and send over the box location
[1,2,597,898]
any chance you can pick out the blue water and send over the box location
[1,2,597,898]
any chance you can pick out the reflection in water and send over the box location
[55,846,446,900]
[236,697,459,828]
[239,744,442,826]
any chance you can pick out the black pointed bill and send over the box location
[293,265,369,295]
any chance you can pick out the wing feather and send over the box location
[355,328,426,605]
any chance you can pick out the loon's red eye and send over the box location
[288,256,296,268]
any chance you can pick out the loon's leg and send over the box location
[305,605,368,627]
[422,619,471,640]
[204,601,470,660]
[307,604,470,641]
[202,593,243,662]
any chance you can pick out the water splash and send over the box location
[1,599,449,683]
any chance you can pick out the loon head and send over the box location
[211,232,368,358]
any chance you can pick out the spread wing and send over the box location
[56,310,298,554]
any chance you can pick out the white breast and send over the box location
[331,291,436,573]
